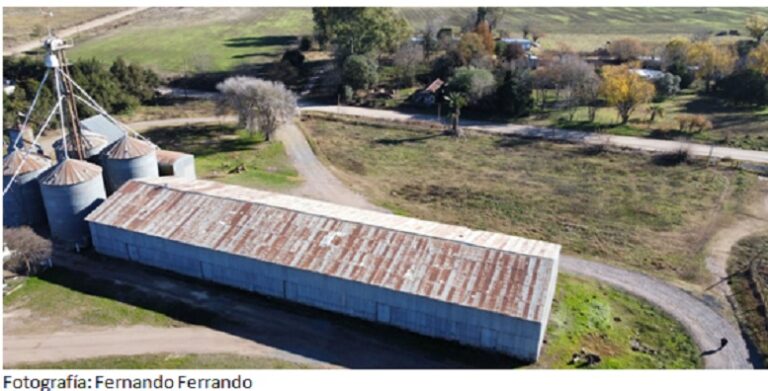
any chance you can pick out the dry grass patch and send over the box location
[302,118,758,283]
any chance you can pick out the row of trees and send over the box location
[3,56,160,129]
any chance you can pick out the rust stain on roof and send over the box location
[105,136,156,160]
[86,177,560,321]
[3,150,52,176]
[39,159,102,186]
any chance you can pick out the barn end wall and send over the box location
[90,223,548,362]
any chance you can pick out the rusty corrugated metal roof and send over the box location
[53,129,108,152]
[105,136,155,160]
[424,78,444,93]
[156,150,192,165]
[86,177,560,321]
[39,159,102,186]
[3,150,52,176]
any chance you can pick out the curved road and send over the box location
[19,114,759,368]
[131,114,755,368]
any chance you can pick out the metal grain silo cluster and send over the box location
[102,136,159,193]
[3,151,52,227]
[38,159,106,249]
[53,129,109,163]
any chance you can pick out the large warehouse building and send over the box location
[85,177,561,362]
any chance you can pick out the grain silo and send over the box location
[3,150,52,227]
[53,129,108,163]
[156,150,196,179]
[87,177,561,362]
[39,159,106,249]
[103,136,159,193]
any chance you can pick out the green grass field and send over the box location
[142,124,301,190]
[57,7,764,74]
[535,275,700,369]
[3,268,181,332]
[3,7,126,50]
[301,117,757,283]
[402,7,760,51]
[523,89,768,151]
[69,8,312,74]
[727,233,768,364]
[12,353,314,369]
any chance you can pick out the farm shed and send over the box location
[85,177,561,362]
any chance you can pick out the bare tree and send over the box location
[393,43,425,87]
[216,77,297,141]
[3,227,52,276]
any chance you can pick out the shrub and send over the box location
[281,49,306,68]
[299,35,313,51]
[608,38,646,62]
[653,72,682,101]
[665,61,695,89]
[676,114,712,132]
[496,68,533,117]
[449,66,495,102]
[3,227,52,276]
[342,55,379,91]
[716,69,768,106]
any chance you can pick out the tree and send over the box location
[342,55,379,90]
[3,227,52,276]
[608,38,646,62]
[311,8,411,60]
[648,105,665,123]
[445,66,495,136]
[599,64,656,124]
[496,68,533,117]
[748,42,768,75]
[393,44,425,87]
[662,37,695,88]
[475,20,495,55]
[570,70,601,122]
[445,92,468,136]
[686,41,736,92]
[745,15,768,42]
[422,20,441,60]
[70,58,139,114]
[450,66,495,100]
[457,32,488,65]
[216,77,297,141]
[110,57,160,103]
[717,69,768,106]
[653,72,682,101]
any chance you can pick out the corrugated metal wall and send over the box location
[90,223,548,362]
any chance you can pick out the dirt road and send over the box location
[5,8,149,56]
[10,114,759,369]
[4,253,520,369]
[3,326,331,368]
[704,177,768,317]
[275,122,386,211]
[560,256,754,369]
[303,105,768,165]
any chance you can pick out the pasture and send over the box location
[301,116,758,283]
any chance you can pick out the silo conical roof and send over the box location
[3,150,52,176]
[105,136,156,160]
[39,159,102,186]
[156,149,192,165]
[53,129,109,152]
